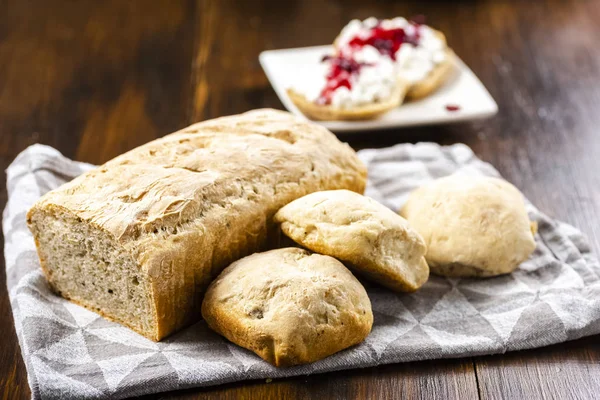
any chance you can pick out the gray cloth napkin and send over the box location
[4,143,600,400]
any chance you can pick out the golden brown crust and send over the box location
[274,190,429,292]
[27,109,367,341]
[287,81,408,121]
[201,248,373,367]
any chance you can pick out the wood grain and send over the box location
[2,0,600,399]
[0,0,196,398]
[475,336,600,400]
[139,358,478,400]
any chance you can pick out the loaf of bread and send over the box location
[274,190,429,292]
[27,109,367,341]
[202,248,373,367]
[400,175,537,277]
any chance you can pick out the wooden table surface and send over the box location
[2,0,600,399]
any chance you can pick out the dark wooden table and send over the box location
[2,0,600,399]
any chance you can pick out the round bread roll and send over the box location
[201,248,373,367]
[274,190,429,292]
[406,48,455,100]
[400,175,537,278]
[333,26,454,101]
[287,79,408,121]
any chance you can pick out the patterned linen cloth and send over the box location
[4,143,600,400]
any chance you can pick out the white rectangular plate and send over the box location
[259,45,498,133]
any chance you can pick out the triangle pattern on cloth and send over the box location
[398,277,452,321]
[6,250,39,283]
[384,324,444,363]
[458,273,533,297]
[422,311,503,349]
[3,211,28,247]
[481,307,532,344]
[546,265,585,290]
[160,322,226,352]
[513,252,564,290]
[63,302,100,328]
[34,330,94,365]
[86,315,117,330]
[83,330,158,361]
[16,289,76,328]
[460,282,537,344]
[9,269,44,298]
[370,289,418,322]
[40,356,110,395]
[163,350,239,383]
[86,326,159,352]
[540,287,600,334]
[224,343,263,373]
[420,323,498,355]
[160,324,244,370]
[507,301,568,351]
[459,285,535,315]
[421,287,480,325]
[97,352,156,392]
[116,352,178,395]
[22,316,77,354]
[364,311,418,360]
[16,275,67,306]
[31,355,106,399]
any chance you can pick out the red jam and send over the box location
[316,18,423,105]
[347,21,421,60]
[445,104,461,112]
[317,55,365,105]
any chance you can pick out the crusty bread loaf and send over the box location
[400,175,536,277]
[201,248,373,367]
[26,109,367,341]
[274,190,429,292]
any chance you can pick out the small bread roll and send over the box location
[406,48,455,100]
[274,190,429,292]
[201,248,373,367]
[400,175,537,278]
[287,79,408,121]
[333,27,454,101]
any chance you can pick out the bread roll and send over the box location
[201,248,373,367]
[287,80,408,121]
[274,190,429,292]
[400,175,537,277]
[406,48,455,100]
[27,109,367,341]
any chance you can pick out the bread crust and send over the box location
[27,109,367,341]
[287,81,408,121]
[406,48,455,100]
[274,190,429,292]
[400,175,537,278]
[201,248,373,367]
